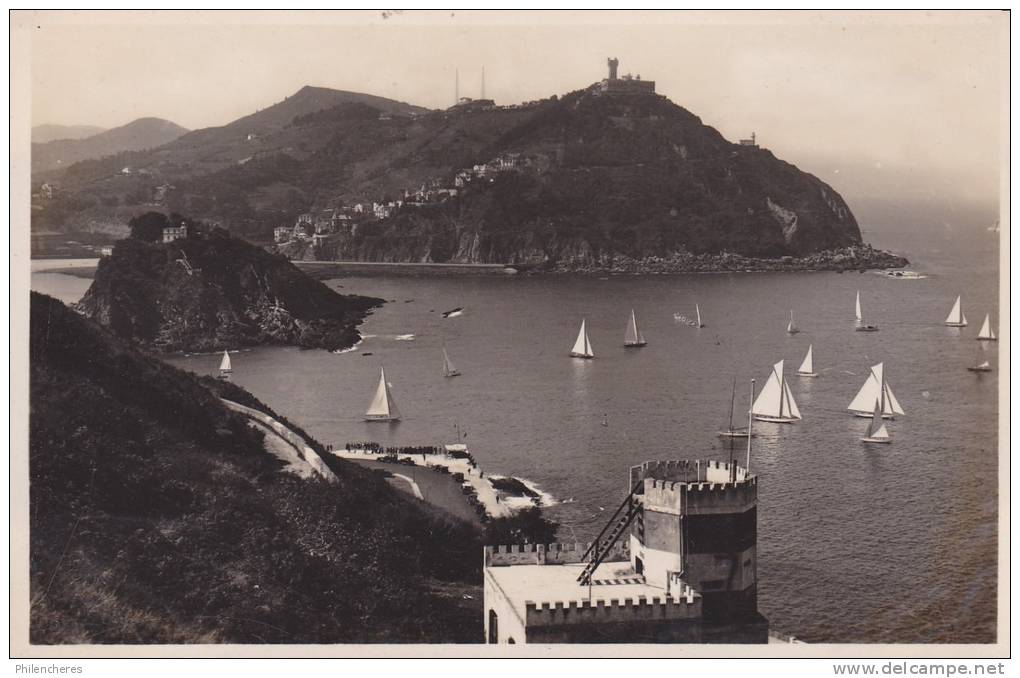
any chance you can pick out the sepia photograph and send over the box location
[10,8,1009,662]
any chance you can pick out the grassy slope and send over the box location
[29,292,481,644]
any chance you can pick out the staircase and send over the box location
[576,481,643,586]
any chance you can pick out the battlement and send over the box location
[484,541,630,567]
[631,459,753,488]
[524,588,701,628]
[635,461,757,515]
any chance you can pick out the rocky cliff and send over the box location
[77,230,381,352]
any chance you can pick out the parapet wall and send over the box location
[484,541,630,567]
[630,459,750,490]
[641,476,757,516]
[524,590,701,628]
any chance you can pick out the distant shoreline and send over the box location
[29,243,909,281]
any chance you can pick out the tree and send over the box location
[483,507,559,546]
[128,212,170,242]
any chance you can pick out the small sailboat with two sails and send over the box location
[847,363,904,419]
[364,367,401,422]
[623,310,647,348]
[786,310,800,335]
[977,314,997,341]
[944,295,968,327]
[570,318,595,359]
[751,360,802,424]
[855,291,879,332]
[217,350,232,380]
[860,401,892,445]
[442,346,461,378]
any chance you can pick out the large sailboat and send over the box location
[217,350,232,380]
[855,291,879,332]
[751,360,802,424]
[786,310,800,334]
[623,310,647,348]
[977,314,997,341]
[797,344,817,377]
[364,367,401,422]
[944,295,968,327]
[847,363,905,419]
[442,346,461,378]
[860,401,892,445]
[570,318,595,359]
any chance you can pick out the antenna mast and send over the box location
[745,379,756,472]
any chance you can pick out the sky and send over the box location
[24,10,1006,210]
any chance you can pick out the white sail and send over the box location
[753,360,801,420]
[848,363,905,416]
[366,367,400,420]
[624,310,645,345]
[219,350,232,372]
[978,314,996,340]
[978,360,991,369]
[798,345,814,374]
[783,381,801,419]
[442,347,459,377]
[696,304,703,327]
[865,401,891,440]
[855,291,863,322]
[787,310,798,333]
[571,319,594,357]
[945,295,967,325]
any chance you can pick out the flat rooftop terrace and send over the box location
[486,560,694,621]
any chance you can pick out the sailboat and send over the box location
[967,357,993,373]
[623,310,647,348]
[860,401,892,445]
[797,344,817,377]
[786,310,800,334]
[442,346,461,378]
[364,367,401,422]
[751,360,802,424]
[855,291,879,332]
[847,363,905,419]
[718,378,752,438]
[570,318,595,359]
[696,304,705,328]
[977,314,997,341]
[217,350,232,379]
[944,295,968,327]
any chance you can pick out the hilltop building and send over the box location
[598,57,656,96]
[483,459,768,644]
[739,133,758,148]
[162,225,187,243]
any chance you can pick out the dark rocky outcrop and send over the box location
[77,230,381,352]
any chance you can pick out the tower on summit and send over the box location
[598,57,656,96]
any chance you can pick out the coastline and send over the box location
[290,244,907,278]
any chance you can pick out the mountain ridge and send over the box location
[32,117,188,173]
[32,80,898,266]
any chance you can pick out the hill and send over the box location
[32,124,106,144]
[32,80,897,266]
[77,220,382,352]
[29,291,483,643]
[32,117,188,173]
